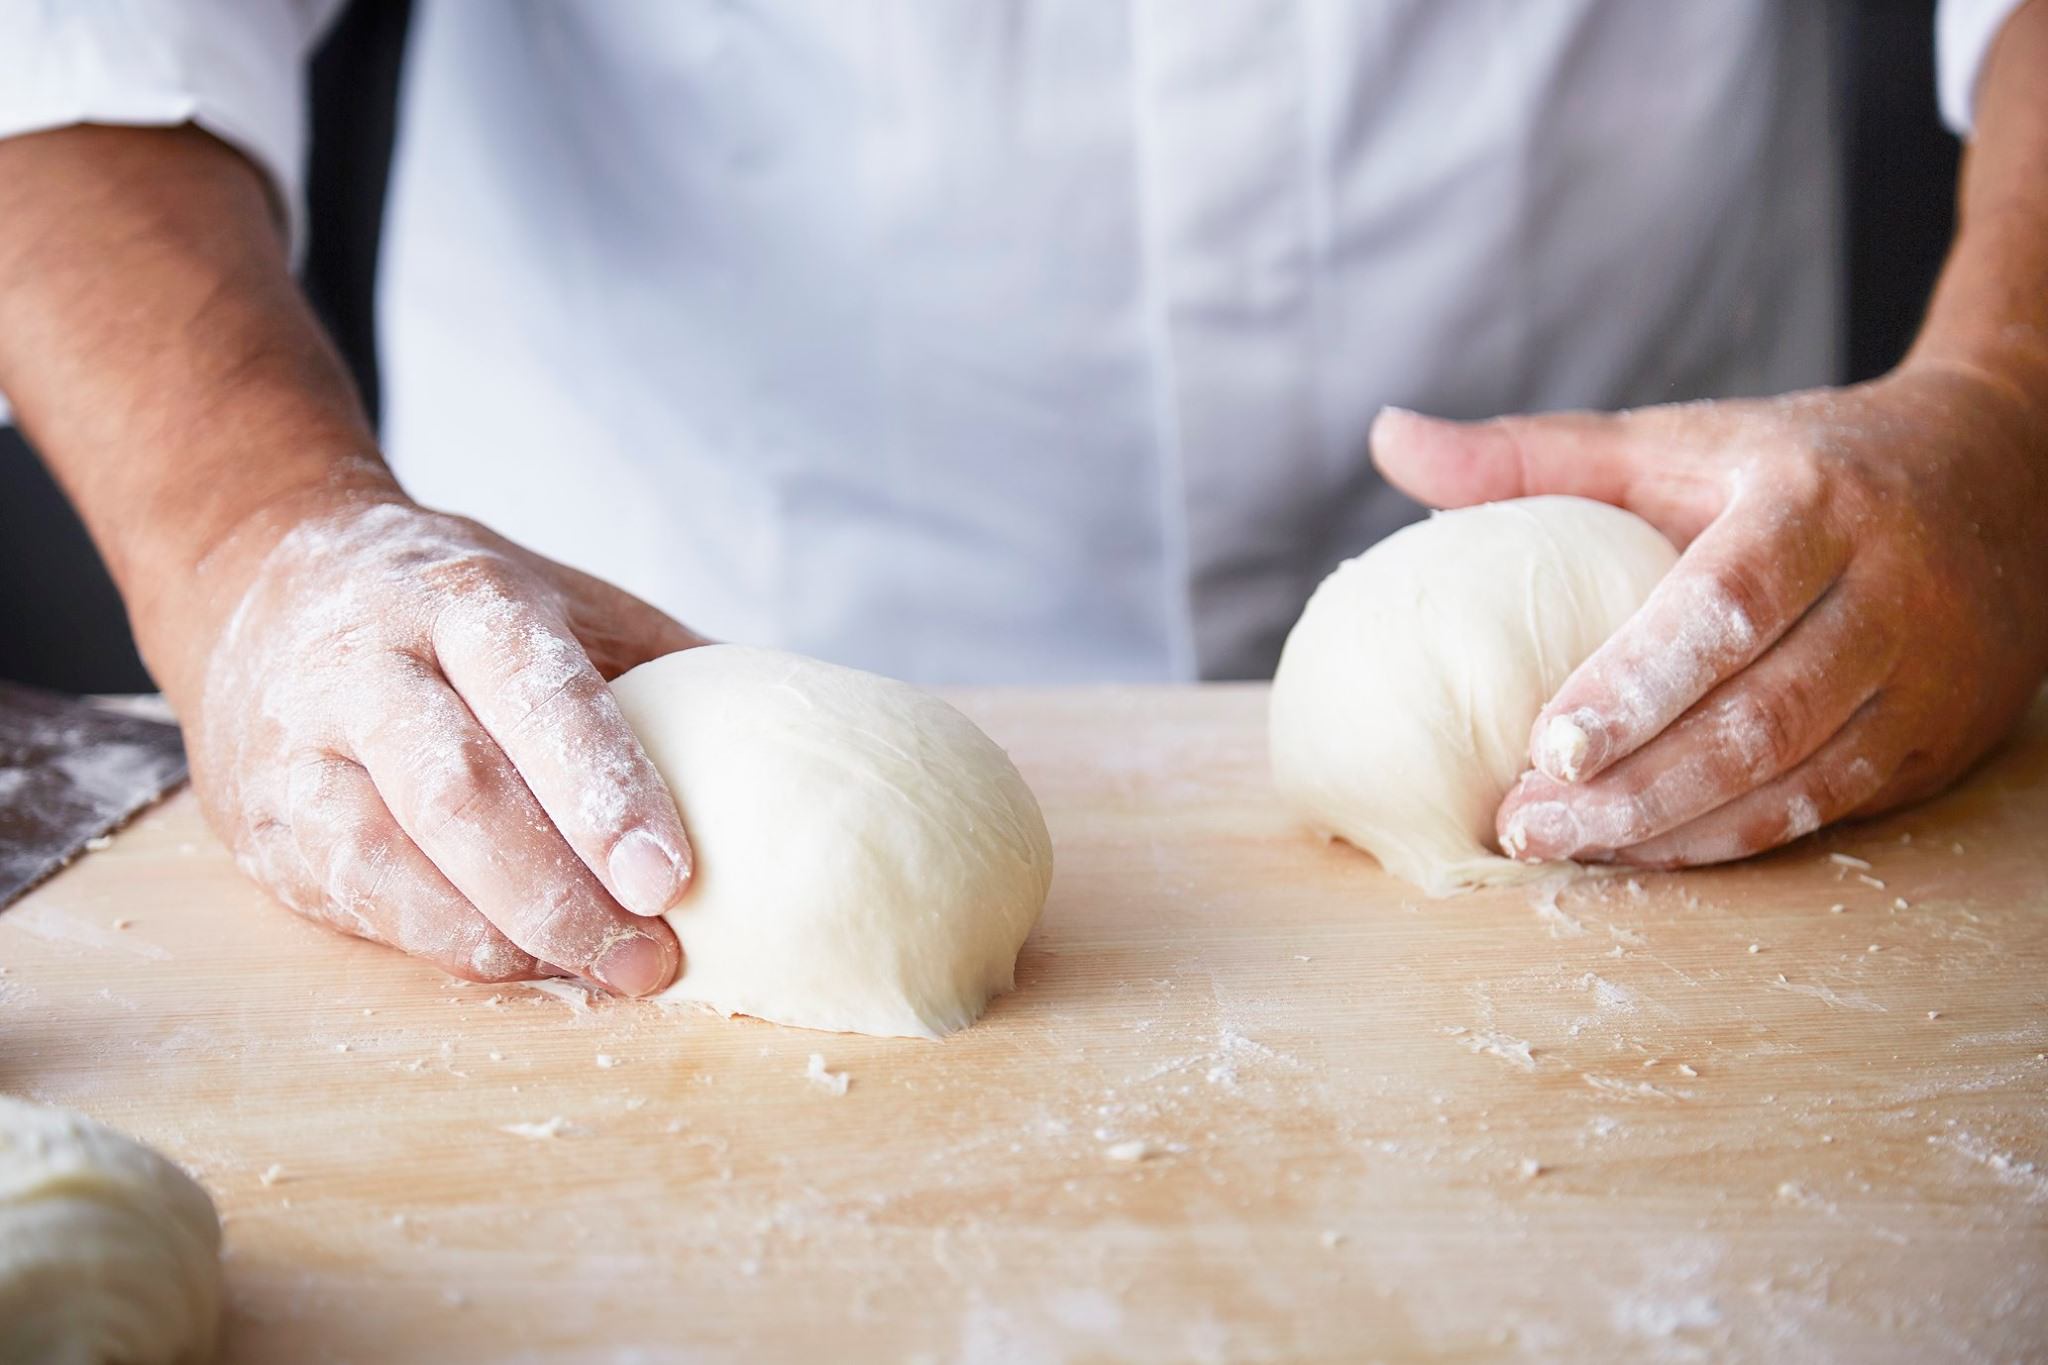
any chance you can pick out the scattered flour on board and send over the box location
[1449,1027,1538,1071]
[501,1117,573,1140]
[1531,879,1587,939]
[5,902,170,961]
[1583,1074,1691,1103]
[805,1055,850,1096]
[1578,972,1640,1015]
[1933,1131,2048,1201]
[1770,978,1887,1014]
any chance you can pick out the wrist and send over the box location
[127,454,411,710]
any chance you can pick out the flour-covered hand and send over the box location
[183,493,703,992]
[1370,363,2048,868]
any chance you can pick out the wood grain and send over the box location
[2,685,2043,1362]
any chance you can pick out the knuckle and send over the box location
[319,823,401,913]
[517,879,613,968]
[374,646,442,688]
[501,647,601,738]
[1697,561,1774,653]
[1800,757,1864,823]
[236,819,318,912]
[420,547,517,598]
[1777,438,1834,504]
[1717,691,1803,782]
[408,743,499,841]
[436,928,538,984]
[1612,785,1682,846]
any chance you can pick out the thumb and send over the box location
[1369,405,1646,510]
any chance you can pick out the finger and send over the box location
[284,751,541,982]
[432,585,693,920]
[1606,698,1897,869]
[545,562,709,678]
[350,663,681,996]
[1498,584,1890,859]
[1369,406,1645,510]
[1527,484,1851,785]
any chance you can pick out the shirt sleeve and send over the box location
[1936,0,2031,135]
[0,0,349,258]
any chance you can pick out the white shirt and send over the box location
[0,1,2026,684]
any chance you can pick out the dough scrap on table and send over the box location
[0,1094,223,1365]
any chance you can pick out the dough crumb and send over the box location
[595,1054,618,1069]
[1104,1139,1154,1163]
[804,1054,850,1095]
[1828,904,1846,914]
[1541,714,1593,781]
[1856,874,1886,890]
[1893,897,1910,911]
[1747,943,1760,954]
[1676,1063,1698,1078]
[84,834,114,852]
[522,979,595,1015]
[1319,1230,1346,1249]
[1827,853,1872,870]
[332,1043,349,1053]
[1517,1157,1545,1179]
[257,1164,287,1186]
[1927,1011,1942,1021]
[500,1117,571,1140]
[112,917,134,930]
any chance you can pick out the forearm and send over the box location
[0,124,398,699]
[1909,0,2048,403]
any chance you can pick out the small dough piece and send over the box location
[0,1096,223,1365]
[1270,496,1676,895]
[612,645,1053,1038]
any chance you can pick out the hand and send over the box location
[176,491,705,992]
[1370,362,2048,868]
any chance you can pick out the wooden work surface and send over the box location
[3,685,2045,1362]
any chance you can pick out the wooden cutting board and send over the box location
[2,685,2043,1362]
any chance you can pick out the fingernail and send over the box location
[593,931,672,997]
[1538,710,1604,783]
[1503,802,1577,861]
[1372,405,1423,439]
[609,828,686,917]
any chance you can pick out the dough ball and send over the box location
[612,645,1054,1038]
[1270,496,1676,895]
[0,1096,223,1365]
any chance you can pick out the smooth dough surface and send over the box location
[1270,496,1677,896]
[0,1095,223,1365]
[612,645,1053,1038]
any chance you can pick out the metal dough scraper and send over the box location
[0,681,188,910]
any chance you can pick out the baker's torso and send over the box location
[379,0,1841,684]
